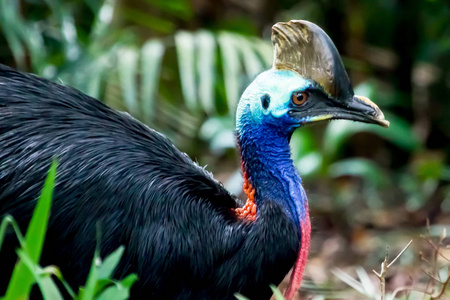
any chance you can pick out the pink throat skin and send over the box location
[284,204,311,300]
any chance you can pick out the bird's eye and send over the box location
[291,91,309,106]
[261,94,270,110]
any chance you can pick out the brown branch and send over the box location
[421,269,445,284]
[431,268,450,300]
[391,285,434,299]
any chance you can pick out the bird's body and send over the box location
[0,65,299,299]
[0,20,388,300]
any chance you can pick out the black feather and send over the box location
[0,65,299,299]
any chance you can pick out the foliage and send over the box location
[0,0,450,298]
[0,0,272,149]
[3,160,57,299]
[0,162,136,300]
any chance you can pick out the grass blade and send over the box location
[79,250,100,300]
[95,285,128,300]
[96,273,137,300]
[16,249,63,300]
[234,294,250,300]
[332,268,367,296]
[356,266,376,296]
[0,215,25,251]
[120,273,137,288]
[4,160,58,300]
[97,246,125,280]
[270,284,286,300]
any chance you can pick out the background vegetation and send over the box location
[0,0,449,299]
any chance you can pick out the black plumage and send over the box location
[0,65,299,299]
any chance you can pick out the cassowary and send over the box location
[0,20,388,299]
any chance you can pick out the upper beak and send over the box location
[291,93,390,128]
[343,95,390,127]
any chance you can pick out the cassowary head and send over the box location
[236,20,389,134]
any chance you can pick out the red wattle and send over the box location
[284,205,311,300]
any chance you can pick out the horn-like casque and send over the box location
[271,20,353,102]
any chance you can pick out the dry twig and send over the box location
[373,240,413,300]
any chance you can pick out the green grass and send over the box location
[0,161,136,300]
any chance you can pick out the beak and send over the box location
[333,95,390,127]
[289,93,390,128]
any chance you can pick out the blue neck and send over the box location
[237,124,308,230]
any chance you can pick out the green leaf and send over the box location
[97,246,125,280]
[270,284,285,300]
[96,274,137,300]
[0,215,25,251]
[295,152,323,177]
[118,47,139,115]
[120,273,138,289]
[45,265,76,298]
[123,8,175,33]
[175,31,198,111]
[234,294,250,300]
[85,62,104,99]
[196,30,216,115]
[90,0,117,40]
[144,0,193,20]
[4,160,57,300]
[21,24,47,74]
[249,37,272,68]
[43,0,81,62]
[93,279,113,294]
[0,0,27,69]
[95,285,128,300]
[328,158,387,187]
[218,32,242,115]
[80,250,100,300]
[238,37,264,78]
[16,250,63,300]
[290,129,317,160]
[323,114,421,159]
[141,39,165,121]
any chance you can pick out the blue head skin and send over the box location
[236,69,388,229]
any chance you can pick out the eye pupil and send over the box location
[291,91,309,106]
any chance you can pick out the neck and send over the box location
[237,123,311,299]
[237,124,308,229]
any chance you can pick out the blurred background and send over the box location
[0,0,449,299]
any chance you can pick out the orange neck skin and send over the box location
[234,164,257,221]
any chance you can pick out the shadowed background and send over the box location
[0,0,449,298]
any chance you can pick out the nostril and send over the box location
[261,94,270,110]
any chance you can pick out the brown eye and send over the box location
[291,91,309,106]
